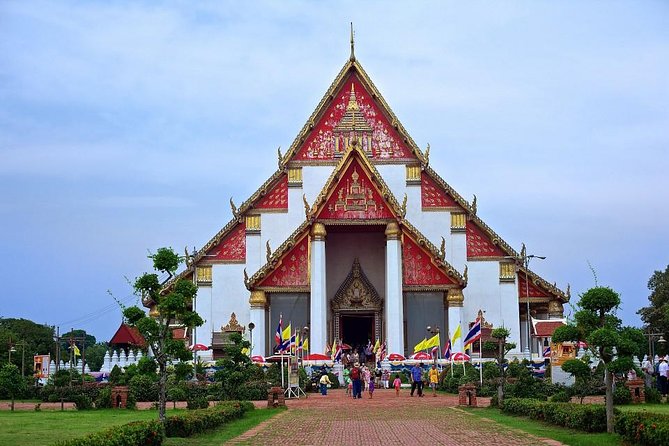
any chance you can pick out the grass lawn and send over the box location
[618,403,669,415]
[466,407,622,446]
[163,407,284,445]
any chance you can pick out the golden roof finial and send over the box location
[350,22,355,61]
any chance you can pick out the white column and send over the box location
[447,289,464,353]
[384,222,404,355]
[310,223,327,354]
[249,290,267,357]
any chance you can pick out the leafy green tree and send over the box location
[552,286,637,433]
[484,327,516,405]
[0,364,26,411]
[213,332,266,400]
[560,357,600,403]
[84,342,108,372]
[638,265,669,346]
[60,330,96,353]
[0,318,55,368]
[123,247,203,423]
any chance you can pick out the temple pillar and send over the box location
[385,222,404,355]
[249,290,267,357]
[447,289,464,353]
[310,223,327,354]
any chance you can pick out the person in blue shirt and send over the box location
[410,363,424,397]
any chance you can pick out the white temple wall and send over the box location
[500,278,522,353]
[462,261,513,334]
[376,165,406,202]
[194,285,213,357]
[301,166,335,205]
[246,233,262,276]
[261,211,296,267]
[450,228,467,274]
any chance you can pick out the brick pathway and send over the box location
[231,389,563,445]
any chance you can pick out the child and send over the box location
[368,373,375,398]
[393,373,402,397]
[382,368,390,389]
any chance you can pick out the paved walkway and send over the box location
[232,389,563,445]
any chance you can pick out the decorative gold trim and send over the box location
[196,265,212,284]
[198,259,245,265]
[385,222,400,240]
[404,285,459,292]
[311,222,327,240]
[451,213,466,232]
[256,286,310,293]
[519,297,551,304]
[288,167,303,186]
[149,305,160,317]
[245,214,261,232]
[499,262,516,283]
[249,290,267,308]
[405,165,421,184]
[222,312,245,332]
[446,289,464,307]
[422,206,463,212]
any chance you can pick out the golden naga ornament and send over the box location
[266,240,272,263]
[424,143,430,167]
[302,194,310,217]
[277,146,283,168]
[471,194,477,215]
[439,237,446,261]
[229,197,238,218]
[243,268,250,289]
[400,193,408,218]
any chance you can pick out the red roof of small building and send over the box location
[172,328,188,340]
[532,320,566,337]
[109,323,146,347]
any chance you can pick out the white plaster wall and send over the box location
[376,164,406,202]
[246,233,262,276]
[450,231,467,274]
[500,279,522,353]
[200,263,250,345]
[301,166,335,205]
[194,285,213,360]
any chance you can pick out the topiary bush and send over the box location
[502,398,613,432]
[54,420,164,446]
[72,394,93,411]
[613,384,632,405]
[165,401,253,437]
[129,374,158,402]
[550,391,571,403]
[615,411,669,445]
[95,386,112,409]
[645,387,662,404]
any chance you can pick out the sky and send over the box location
[1,1,668,344]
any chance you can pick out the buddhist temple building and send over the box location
[149,44,569,360]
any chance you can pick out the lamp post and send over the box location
[520,244,546,361]
[248,322,255,355]
[645,332,667,362]
[8,338,16,363]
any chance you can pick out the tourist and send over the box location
[660,357,669,397]
[362,365,371,393]
[368,371,375,398]
[352,349,360,365]
[393,373,402,397]
[410,363,424,397]
[351,362,362,399]
[429,364,439,397]
[319,372,332,396]
[359,345,367,365]
[642,356,653,388]
[343,366,351,396]
[375,366,382,387]
[382,368,390,389]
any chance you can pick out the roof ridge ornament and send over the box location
[350,22,355,61]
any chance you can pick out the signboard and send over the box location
[34,354,50,378]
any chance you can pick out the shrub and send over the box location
[95,386,112,409]
[550,391,571,403]
[615,411,669,446]
[165,401,253,437]
[54,420,164,446]
[72,394,93,410]
[327,372,340,389]
[129,374,158,402]
[187,397,209,410]
[502,398,613,432]
[614,384,632,405]
[645,387,662,404]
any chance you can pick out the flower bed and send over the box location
[615,411,669,446]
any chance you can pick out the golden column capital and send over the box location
[446,289,464,307]
[249,290,267,308]
[385,221,401,240]
[311,222,327,241]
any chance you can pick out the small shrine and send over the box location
[211,313,245,359]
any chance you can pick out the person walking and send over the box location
[659,357,669,397]
[343,366,351,396]
[429,364,439,397]
[393,373,402,397]
[410,363,424,397]
[382,368,390,389]
[319,372,332,396]
[368,371,375,398]
[351,362,362,399]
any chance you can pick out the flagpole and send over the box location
[479,336,483,385]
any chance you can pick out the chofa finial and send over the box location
[350,22,355,61]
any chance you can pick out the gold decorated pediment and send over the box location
[331,258,383,312]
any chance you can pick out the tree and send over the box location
[123,247,203,423]
[552,286,637,433]
[560,357,599,403]
[638,265,669,341]
[0,318,55,368]
[484,327,516,405]
[0,364,26,411]
[84,342,108,372]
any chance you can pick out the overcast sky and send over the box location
[1,1,667,343]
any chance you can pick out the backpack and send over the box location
[350,367,360,380]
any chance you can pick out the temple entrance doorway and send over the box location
[340,314,374,349]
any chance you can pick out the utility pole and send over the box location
[54,326,61,373]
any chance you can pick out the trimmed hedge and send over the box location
[164,401,254,437]
[615,411,669,446]
[502,398,613,432]
[54,420,164,446]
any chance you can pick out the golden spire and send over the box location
[350,22,355,61]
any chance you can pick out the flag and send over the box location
[431,345,439,358]
[282,324,292,343]
[295,332,301,352]
[241,347,250,355]
[373,339,380,353]
[302,338,309,352]
[325,341,332,354]
[334,341,343,362]
[463,318,482,348]
[71,344,81,357]
[289,332,296,353]
[443,337,452,360]
[274,314,283,346]
[414,338,427,353]
[542,345,551,358]
[452,324,462,344]
[424,333,440,350]
[378,341,387,361]
[330,339,338,361]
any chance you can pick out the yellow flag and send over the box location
[241,347,250,355]
[413,338,427,353]
[303,339,309,351]
[424,333,440,349]
[373,339,380,353]
[282,324,292,341]
[294,332,300,352]
[73,344,81,357]
[452,324,462,344]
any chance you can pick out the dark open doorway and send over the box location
[340,314,374,348]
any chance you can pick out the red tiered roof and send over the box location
[109,323,146,348]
